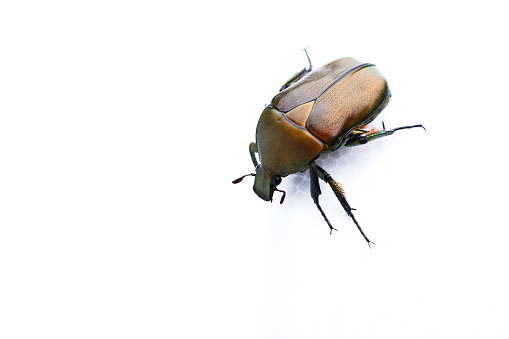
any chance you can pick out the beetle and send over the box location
[233,50,424,246]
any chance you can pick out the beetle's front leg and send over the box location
[309,161,337,234]
[249,142,258,167]
[345,123,425,147]
[231,143,258,184]
[315,165,374,247]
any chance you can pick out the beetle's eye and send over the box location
[271,176,282,186]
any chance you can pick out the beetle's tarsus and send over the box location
[315,201,336,234]
[315,165,375,246]
[349,212,374,247]
[391,124,426,133]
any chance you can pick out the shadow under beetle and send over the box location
[233,50,424,247]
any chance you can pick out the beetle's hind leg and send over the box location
[345,123,425,147]
[309,161,337,235]
[315,164,374,247]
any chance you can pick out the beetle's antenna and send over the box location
[232,173,255,184]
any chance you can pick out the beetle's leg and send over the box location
[345,123,425,147]
[279,49,313,91]
[309,161,337,235]
[232,143,258,184]
[249,142,258,167]
[316,165,374,247]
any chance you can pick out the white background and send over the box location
[1,1,509,338]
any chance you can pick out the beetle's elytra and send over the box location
[233,50,424,246]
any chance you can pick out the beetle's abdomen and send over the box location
[272,57,362,111]
[272,57,390,149]
[307,66,390,147]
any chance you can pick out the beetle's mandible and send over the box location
[233,50,424,246]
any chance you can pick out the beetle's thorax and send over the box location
[252,164,277,201]
[255,106,324,176]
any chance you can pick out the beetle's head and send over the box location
[232,164,285,204]
[232,106,323,204]
[253,164,285,203]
